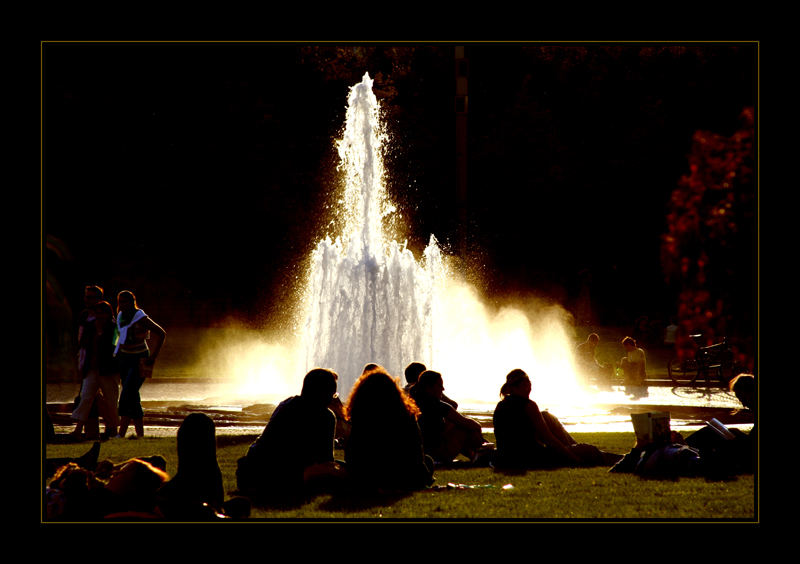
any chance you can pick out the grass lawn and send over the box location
[44,431,756,521]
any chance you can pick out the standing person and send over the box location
[114,290,166,439]
[619,336,648,398]
[663,318,679,350]
[492,369,617,470]
[72,285,105,439]
[344,366,434,493]
[71,300,120,438]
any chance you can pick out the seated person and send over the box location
[329,363,381,448]
[575,333,613,386]
[157,413,229,520]
[404,361,457,408]
[408,370,488,463]
[344,366,434,492]
[619,337,646,383]
[493,369,617,470]
[619,336,648,397]
[236,368,345,502]
[684,373,756,476]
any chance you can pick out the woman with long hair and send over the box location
[344,366,434,492]
[114,290,166,439]
[493,369,615,469]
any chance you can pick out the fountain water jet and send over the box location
[301,73,445,394]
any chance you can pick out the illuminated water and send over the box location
[301,73,445,393]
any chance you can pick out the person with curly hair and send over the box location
[344,365,434,492]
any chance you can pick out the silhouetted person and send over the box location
[330,363,380,448]
[663,317,679,350]
[72,285,105,439]
[492,369,617,470]
[98,458,170,519]
[685,373,756,476]
[619,336,648,398]
[47,458,169,520]
[403,361,426,391]
[46,462,98,520]
[71,300,119,439]
[575,333,613,387]
[408,370,488,464]
[236,368,345,502]
[404,361,457,408]
[157,413,228,520]
[115,290,166,439]
[344,366,434,493]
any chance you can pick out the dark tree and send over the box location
[661,107,756,371]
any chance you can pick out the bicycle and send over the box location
[667,334,736,388]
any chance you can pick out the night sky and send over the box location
[42,42,757,330]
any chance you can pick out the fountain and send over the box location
[301,73,445,394]
[298,72,587,407]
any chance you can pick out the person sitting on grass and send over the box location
[157,413,244,520]
[236,368,346,503]
[404,361,458,408]
[492,369,619,470]
[683,373,756,477]
[408,370,490,465]
[344,366,434,493]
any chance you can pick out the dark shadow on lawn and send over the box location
[316,488,413,512]
[232,484,413,514]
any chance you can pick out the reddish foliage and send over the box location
[661,108,755,366]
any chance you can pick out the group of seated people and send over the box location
[45,362,756,519]
[235,362,627,502]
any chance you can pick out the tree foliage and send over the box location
[661,107,756,369]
